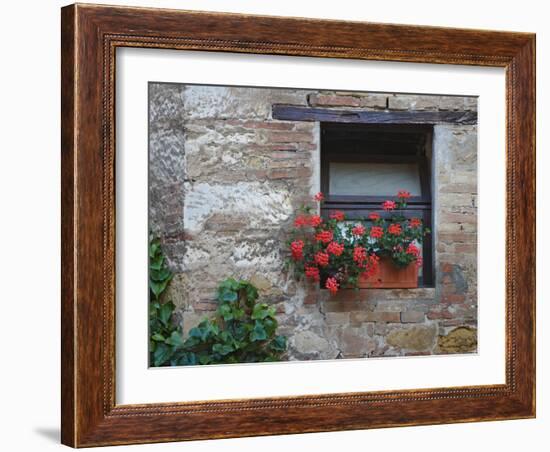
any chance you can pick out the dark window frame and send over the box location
[320,123,434,287]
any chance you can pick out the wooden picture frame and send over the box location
[61,3,535,447]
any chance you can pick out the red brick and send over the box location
[271,151,299,159]
[194,301,217,312]
[438,232,477,244]
[323,300,370,312]
[355,311,401,323]
[266,131,313,143]
[244,120,294,130]
[324,289,361,302]
[439,282,457,294]
[427,309,454,320]
[226,119,295,130]
[440,294,466,303]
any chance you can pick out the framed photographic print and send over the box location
[61,3,535,447]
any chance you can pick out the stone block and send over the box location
[388,94,439,110]
[323,300,370,313]
[338,326,375,357]
[292,330,333,358]
[400,311,425,323]
[374,300,410,312]
[249,274,272,291]
[325,312,350,325]
[149,83,185,123]
[386,325,437,351]
[437,326,477,353]
[438,96,469,111]
[308,94,361,107]
[365,312,401,323]
[358,94,388,108]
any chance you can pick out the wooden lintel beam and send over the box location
[272,105,477,125]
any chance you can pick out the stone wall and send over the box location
[149,83,478,360]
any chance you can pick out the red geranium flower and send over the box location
[309,214,323,227]
[397,190,411,199]
[368,212,381,221]
[409,217,422,228]
[305,265,320,281]
[325,277,339,294]
[314,192,324,202]
[360,254,380,278]
[415,256,423,268]
[353,246,367,265]
[370,226,384,239]
[314,251,330,267]
[388,223,402,236]
[290,240,304,260]
[315,230,333,244]
[294,215,308,228]
[326,241,344,256]
[382,200,397,211]
[329,210,345,221]
[406,243,420,256]
[352,224,366,236]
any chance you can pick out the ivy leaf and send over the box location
[153,343,172,366]
[151,333,165,342]
[150,267,172,282]
[251,303,274,320]
[198,354,212,365]
[250,321,267,342]
[150,279,170,297]
[262,317,277,335]
[270,335,287,352]
[218,289,238,303]
[158,302,174,326]
[218,303,234,321]
[149,254,164,271]
[245,285,259,303]
[177,352,197,366]
[165,331,185,348]
[213,343,234,356]
[149,240,160,258]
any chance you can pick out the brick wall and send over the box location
[149,83,478,360]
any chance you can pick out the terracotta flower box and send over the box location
[358,256,418,289]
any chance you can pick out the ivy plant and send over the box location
[148,234,179,367]
[174,278,287,366]
[149,236,287,366]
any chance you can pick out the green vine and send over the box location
[176,278,287,365]
[149,236,287,366]
[148,234,179,367]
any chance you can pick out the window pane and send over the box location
[329,162,421,196]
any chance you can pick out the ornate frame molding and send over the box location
[61,4,535,447]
